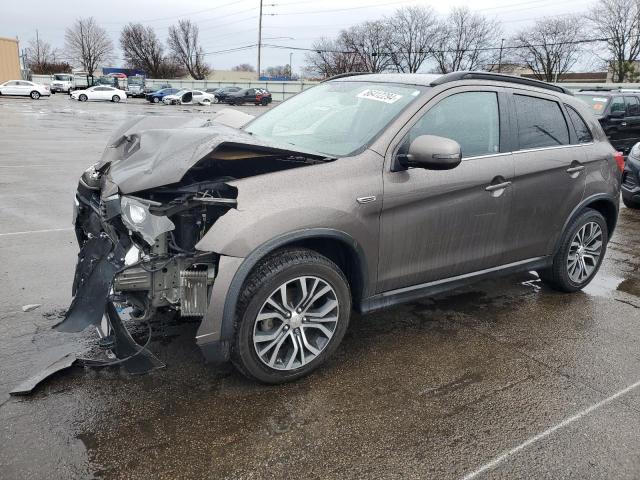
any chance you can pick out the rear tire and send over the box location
[112,95,120,103]
[231,248,351,384]
[623,196,640,209]
[539,209,608,292]
[30,91,40,100]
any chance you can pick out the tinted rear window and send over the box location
[565,105,593,143]
[514,94,569,149]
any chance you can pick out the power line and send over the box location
[265,0,415,15]
[102,0,251,25]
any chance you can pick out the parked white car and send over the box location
[162,89,215,105]
[0,80,50,99]
[70,86,127,103]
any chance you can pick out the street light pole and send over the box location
[289,52,293,78]
[257,0,263,79]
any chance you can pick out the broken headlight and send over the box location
[120,196,175,245]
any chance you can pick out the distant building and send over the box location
[523,72,608,83]
[0,36,21,83]
[485,63,533,76]
[486,63,608,83]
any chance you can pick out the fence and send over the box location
[30,74,640,100]
[31,74,318,101]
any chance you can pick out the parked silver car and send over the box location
[61,72,621,383]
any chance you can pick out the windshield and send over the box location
[245,81,424,157]
[54,74,72,81]
[174,89,189,96]
[129,77,144,85]
[575,94,609,115]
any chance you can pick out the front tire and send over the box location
[30,91,40,100]
[231,248,351,383]
[540,209,608,292]
[112,95,120,103]
[79,94,87,102]
[152,97,159,103]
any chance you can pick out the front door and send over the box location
[605,95,630,152]
[378,87,515,293]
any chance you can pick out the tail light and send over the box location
[614,151,625,172]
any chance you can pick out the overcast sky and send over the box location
[4,0,590,73]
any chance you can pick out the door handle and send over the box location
[566,165,585,174]
[485,181,512,192]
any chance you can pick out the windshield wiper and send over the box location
[534,124,562,145]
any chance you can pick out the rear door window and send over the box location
[404,91,500,158]
[565,105,593,143]
[514,94,569,149]
[625,96,640,116]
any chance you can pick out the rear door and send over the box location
[507,90,586,261]
[623,95,640,151]
[17,81,32,95]
[378,86,515,292]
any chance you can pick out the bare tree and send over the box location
[156,58,188,79]
[587,0,640,82]
[387,6,440,73]
[232,63,255,72]
[65,17,113,77]
[25,36,60,73]
[432,7,501,73]
[512,16,584,82]
[167,20,210,80]
[341,21,394,73]
[304,37,363,78]
[120,23,165,77]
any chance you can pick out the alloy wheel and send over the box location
[253,276,339,371]
[567,221,603,283]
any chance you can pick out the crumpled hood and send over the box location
[96,112,324,194]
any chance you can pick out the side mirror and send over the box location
[398,135,462,170]
[609,110,625,119]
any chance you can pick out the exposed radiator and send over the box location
[180,269,208,317]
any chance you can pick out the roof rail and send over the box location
[321,72,371,82]
[430,71,573,95]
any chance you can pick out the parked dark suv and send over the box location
[575,88,640,154]
[61,72,621,384]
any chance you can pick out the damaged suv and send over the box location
[62,72,621,384]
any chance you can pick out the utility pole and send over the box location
[497,38,505,73]
[289,52,293,78]
[257,0,263,80]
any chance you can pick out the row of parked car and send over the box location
[145,86,272,106]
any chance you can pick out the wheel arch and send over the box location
[554,193,619,253]
[218,228,368,341]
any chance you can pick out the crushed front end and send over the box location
[60,164,237,337]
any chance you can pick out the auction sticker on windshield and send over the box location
[357,89,403,104]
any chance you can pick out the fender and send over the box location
[218,228,369,341]
[551,193,619,254]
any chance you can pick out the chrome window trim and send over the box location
[515,144,577,154]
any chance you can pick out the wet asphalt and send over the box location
[1,93,640,479]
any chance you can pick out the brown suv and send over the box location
[62,72,621,383]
